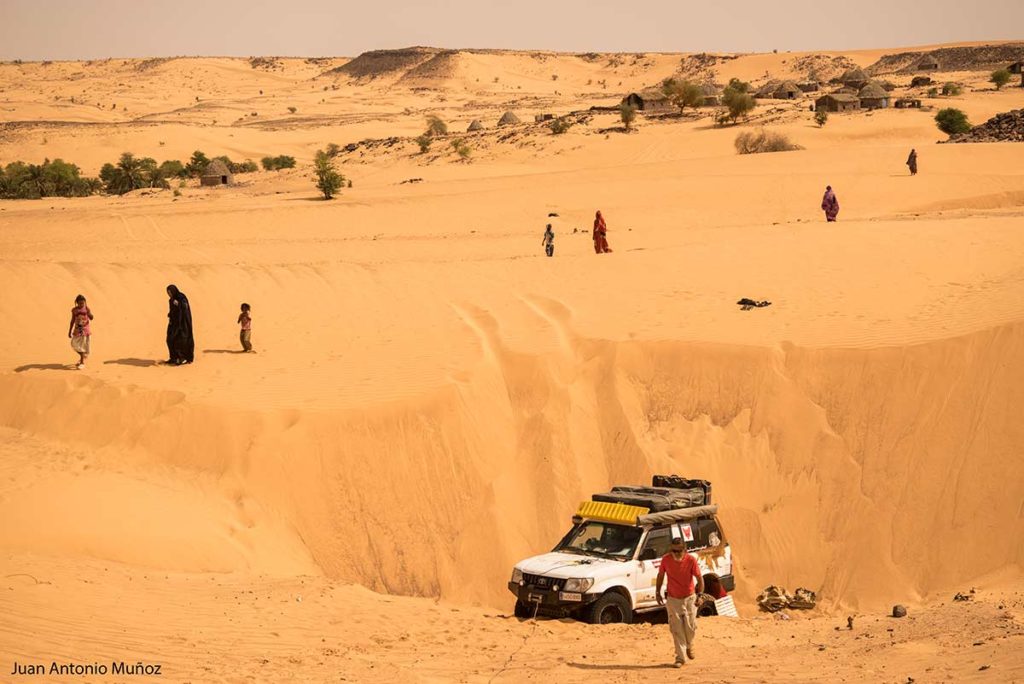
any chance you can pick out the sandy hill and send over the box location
[1,40,1024,682]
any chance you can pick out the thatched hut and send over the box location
[894,97,922,109]
[797,81,819,93]
[858,82,891,109]
[773,80,802,99]
[754,80,781,99]
[200,159,232,187]
[1008,61,1023,75]
[467,120,484,132]
[497,111,521,127]
[840,67,869,90]
[621,89,673,113]
[916,56,939,72]
[815,93,860,113]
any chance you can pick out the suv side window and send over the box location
[639,527,672,559]
[688,519,722,550]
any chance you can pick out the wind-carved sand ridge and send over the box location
[1,41,1024,682]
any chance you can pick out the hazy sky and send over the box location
[1,0,1022,61]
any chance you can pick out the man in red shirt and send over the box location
[656,537,705,667]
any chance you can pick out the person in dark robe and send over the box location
[821,186,839,222]
[165,284,194,365]
[593,210,612,253]
[906,148,917,176]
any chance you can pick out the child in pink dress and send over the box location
[67,294,94,369]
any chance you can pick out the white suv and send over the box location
[508,498,733,624]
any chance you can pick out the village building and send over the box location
[815,93,861,113]
[754,80,781,99]
[621,89,674,113]
[467,120,484,132]
[797,81,819,93]
[858,82,891,109]
[700,83,722,106]
[894,97,922,109]
[773,80,802,99]
[839,67,869,90]
[200,159,232,187]
[1007,61,1023,75]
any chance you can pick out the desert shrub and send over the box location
[260,155,296,171]
[313,149,343,199]
[662,78,702,112]
[735,129,802,154]
[415,134,433,154]
[450,138,471,159]
[941,82,961,96]
[934,108,971,136]
[619,103,636,130]
[425,115,448,137]
[549,117,573,135]
[722,87,756,123]
[814,109,828,127]
[990,69,1011,90]
[287,106,298,113]
[0,158,101,199]
[324,143,341,158]
[927,87,939,97]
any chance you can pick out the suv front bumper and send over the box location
[508,581,599,616]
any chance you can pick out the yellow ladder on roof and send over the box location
[576,500,649,525]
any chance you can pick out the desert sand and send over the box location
[1,42,1023,682]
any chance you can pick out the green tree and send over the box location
[313,149,343,199]
[935,108,971,136]
[727,77,750,93]
[814,109,828,127]
[941,82,961,96]
[662,78,702,113]
[185,150,210,177]
[102,153,153,195]
[157,160,186,180]
[722,87,756,123]
[619,103,637,130]
[990,68,1011,90]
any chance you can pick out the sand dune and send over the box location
[2,41,1023,681]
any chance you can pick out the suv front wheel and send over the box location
[587,592,633,624]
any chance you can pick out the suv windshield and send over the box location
[556,522,642,561]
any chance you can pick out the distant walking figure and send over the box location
[165,284,194,365]
[238,302,254,352]
[821,186,840,222]
[541,224,554,257]
[593,210,612,253]
[906,149,918,176]
[68,294,94,370]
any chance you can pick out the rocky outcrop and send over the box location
[946,109,1024,143]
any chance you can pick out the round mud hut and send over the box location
[497,111,521,127]
[858,82,891,109]
[840,67,869,90]
[201,159,232,187]
[467,119,484,132]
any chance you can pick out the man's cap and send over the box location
[670,537,684,545]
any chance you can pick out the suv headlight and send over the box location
[563,578,594,593]
[511,568,523,584]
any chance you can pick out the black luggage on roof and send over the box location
[651,475,712,505]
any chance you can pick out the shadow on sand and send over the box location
[103,358,159,367]
[567,662,676,671]
[14,363,72,372]
[202,349,244,354]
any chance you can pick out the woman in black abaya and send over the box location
[165,284,195,365]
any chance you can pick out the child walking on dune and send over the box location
[68,294,94,369]
[238,303,254,352]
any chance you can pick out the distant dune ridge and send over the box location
[1,38,1024,682]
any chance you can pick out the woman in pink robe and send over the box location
[821,186,839,222]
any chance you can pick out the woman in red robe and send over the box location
[593,210,612,253]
